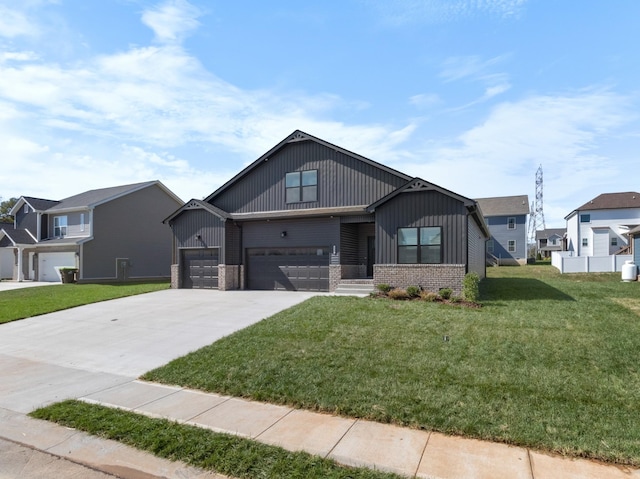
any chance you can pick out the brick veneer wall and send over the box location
[219,265,242,290]
[374,264,466,296]
[329,265,341,292]
[170,264,179,289]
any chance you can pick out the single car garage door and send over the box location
[39,252,76,282]
[247,247,329,291]
[182,248,219,289]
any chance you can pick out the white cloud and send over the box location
[397,89,635,226]
[364,0,528,26]
[0,4,38,38]
[409,93,441,109]
[141,0,203,44]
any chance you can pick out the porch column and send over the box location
[17,246,23,282]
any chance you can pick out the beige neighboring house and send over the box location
[0,181,182,282]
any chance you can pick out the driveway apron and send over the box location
[0,289,317,413]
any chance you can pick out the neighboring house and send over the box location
[0,221,14,279]
[0,181,182,282]
[564,192,640,256]
[629,225,640,266]
[535,228,566,258]
[164,130,489,294]
[475,195,530,265]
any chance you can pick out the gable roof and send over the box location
[9,196,60,215]
[535,228,566,240]
[164,199,231,224]
[47,181,182,213]
[204,130,412,202]
[575,192,640,212]
[475,195,530,217]
[0,227,37,246]
[367,177,490,237]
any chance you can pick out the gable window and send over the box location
[507,217,516,229]
[285,170,317,203]
[398,227,442,264]
[582,238,588,247]
[611,237,618,246]
[54,216,67,237]
[23,204,29,214]
[580,214,591,223]
[508,240,516,253]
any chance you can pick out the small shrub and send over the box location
[438,287,453,300]
[420,291,438,302]
[406,285,421,298]
[450,295,462,303]
[462,272,480,303]
[388,288,410,300]
[376,283,392,294]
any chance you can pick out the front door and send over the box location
[366,236,375,277]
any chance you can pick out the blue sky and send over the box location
[1,0,638,227]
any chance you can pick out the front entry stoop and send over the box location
[334,279,375,295]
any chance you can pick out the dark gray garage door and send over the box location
[181,248,219,289]
[247,247,329,291]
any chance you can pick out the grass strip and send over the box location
[143,266,640,466]
[30,400,402,479]
[0,282,169,324]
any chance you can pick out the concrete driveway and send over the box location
[0,289,318,413]
[0,281,60,291]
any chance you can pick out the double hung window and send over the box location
[54,216,67,237]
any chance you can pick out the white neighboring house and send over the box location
[565,192,640,257]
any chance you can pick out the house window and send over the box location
[611,237,618,246]
[487,239,494,253]
[508,240,516,253]
[582,238,588,247]
[507,217,516,229]
[23,204,28,214]
[80,213,85,232]
[54,216,67,237]
[580,214,591,223]
[285,170,317,203]
[398,227,442,264]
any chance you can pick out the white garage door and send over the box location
[0,249,13,279]
[39,252,76,282]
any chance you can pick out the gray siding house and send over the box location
[476,195,530,265]
[0,181,182,282]
[165,130,489,294]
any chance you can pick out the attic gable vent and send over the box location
[186,201,200,209]
[288,131,307,143]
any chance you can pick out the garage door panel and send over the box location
[247,247,329,291]
[39,252,76,282]
[182,249,219,289]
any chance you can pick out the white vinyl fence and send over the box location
[552,251,632,273]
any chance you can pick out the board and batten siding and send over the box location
[172,209,226,260]
[212,140,408,213]
[374,190,468,265]
[14,207,38,234]
[242,217,339,249]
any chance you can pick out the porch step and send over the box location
[334,280,375,295]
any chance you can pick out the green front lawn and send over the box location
[0,282,169,324]
[143,265,640,466]
[31,400,401,479]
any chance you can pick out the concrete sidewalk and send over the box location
[67,380,638,479]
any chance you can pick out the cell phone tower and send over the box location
[528,165,546,244]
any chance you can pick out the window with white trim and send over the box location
[611,237,618,246]
[507,217,516,229]
[54,216,67,237]
[507,240,516,253]
[582,238,588,247]
[398,227,442,264]
[285,170,317,203]
[580,214,591,223]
